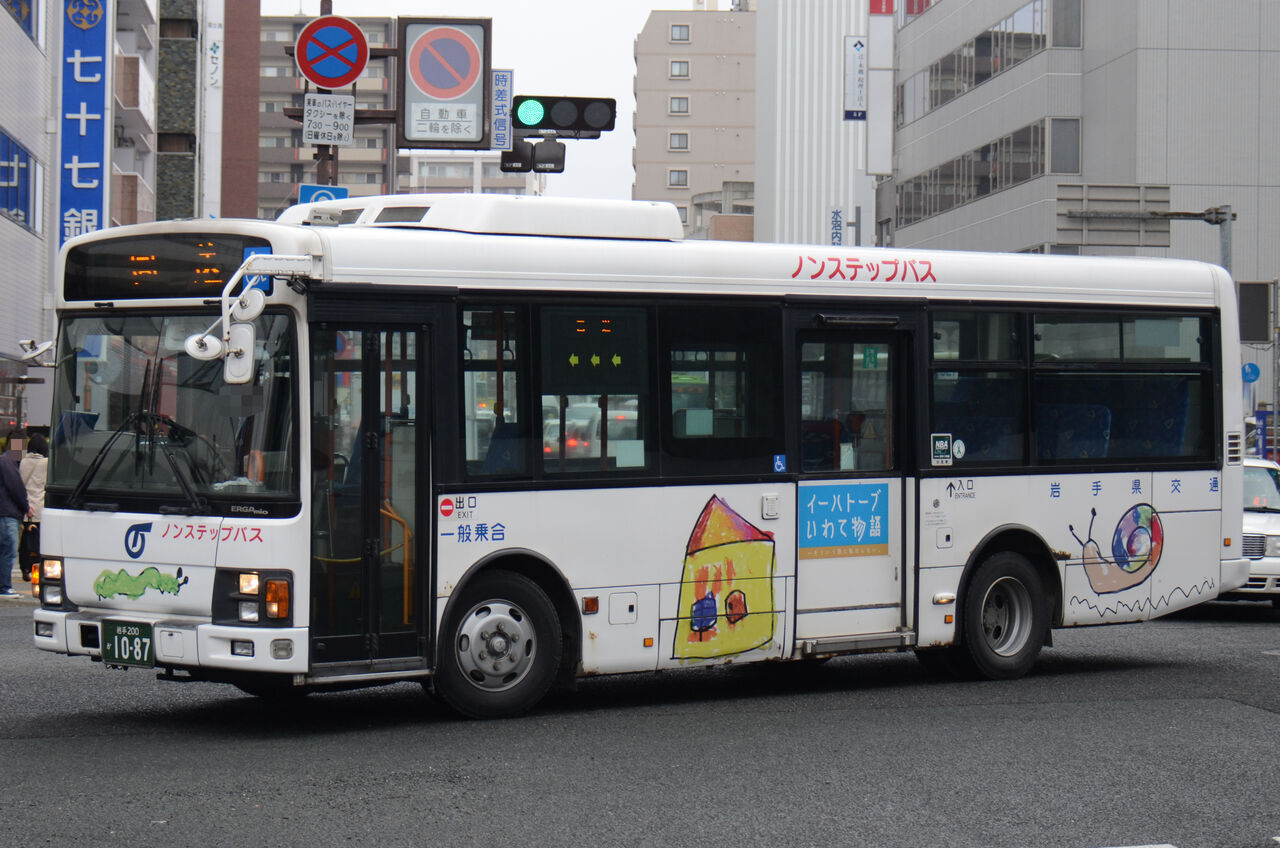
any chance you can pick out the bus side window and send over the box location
[660,304,783,475]
[539,307,650,474]
[461,307,531,477]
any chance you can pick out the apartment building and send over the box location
[632,1,755,239]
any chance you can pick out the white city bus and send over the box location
[32,193,1248,717]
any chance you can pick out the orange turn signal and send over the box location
[265,579,290,619]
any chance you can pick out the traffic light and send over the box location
[532,139,565,173]
[499,138,566,174]
[512,96,616,134]
[500,139,534,173]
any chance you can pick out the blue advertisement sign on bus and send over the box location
[799,482,890,558]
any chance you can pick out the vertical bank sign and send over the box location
[59,0,111,247]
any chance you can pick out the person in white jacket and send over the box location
[18,431,46,582]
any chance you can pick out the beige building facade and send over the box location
[632,2,755,239]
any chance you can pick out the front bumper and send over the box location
[32,608,309,674]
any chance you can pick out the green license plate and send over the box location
[101,620,154,668]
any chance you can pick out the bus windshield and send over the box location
[47,311,297,509]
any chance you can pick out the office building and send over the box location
[882,0,1280,413]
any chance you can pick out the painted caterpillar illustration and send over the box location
[1069,504,1164,594]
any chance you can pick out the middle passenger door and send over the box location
[792,310,916,650]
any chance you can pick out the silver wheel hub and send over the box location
[980,576,1032,657]
[455,599,536,692]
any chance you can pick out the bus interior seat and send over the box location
[1036,403,1112,461]
[481,422,525,474]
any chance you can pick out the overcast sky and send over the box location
[261,0,690,199]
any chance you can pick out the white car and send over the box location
[1228,456,1280,606]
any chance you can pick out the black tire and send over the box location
[956,551,1049,680]
[434,570,563,719]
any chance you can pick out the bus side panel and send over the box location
[433,484,797,676]
[1148,469,1227,615]
[920,471,1223,627]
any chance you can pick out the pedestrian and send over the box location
[19,431,47,582]
[0,429,30,598]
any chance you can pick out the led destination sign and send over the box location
[64,234,273,301]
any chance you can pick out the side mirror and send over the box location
[223,322,257,385]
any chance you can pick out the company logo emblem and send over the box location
[66,0,104,30]
[124,522,153,560]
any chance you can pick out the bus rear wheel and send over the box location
[434,570,562,719]
[956,551,1048,680]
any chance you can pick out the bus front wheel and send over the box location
[435,570,563,719]
[957,552,1049,680]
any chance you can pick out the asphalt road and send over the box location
[1,592,1278,848]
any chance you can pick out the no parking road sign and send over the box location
[296,16,368,90]
[397,17,491,149]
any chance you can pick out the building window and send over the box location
[676,206,688,224]
[4,0,37,41]
[159,18,197,38]
[895,0,1047,128]
[670,23,690,42]
[261,29,292,42]
[668,169,688,188]
[0,131,41,233]
[158,133,194,153]
[669,96,689,115]
[1052,0,1082,47]
[668,132,689,151]
[896,119,1046,228]
[261,64,294,78]
[669,60,690,79]
[1049,118,1080,174]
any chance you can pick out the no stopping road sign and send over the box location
[296,16,369,90]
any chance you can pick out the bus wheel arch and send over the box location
[959,527,1062,629]
[919,527,1058,680]
[433,551,577,718]
[957,528,1057,678]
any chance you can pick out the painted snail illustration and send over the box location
[1069,504,1164,594]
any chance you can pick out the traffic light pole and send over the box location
[1064,205,1236,275]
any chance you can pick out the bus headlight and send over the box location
[238,572,260,595]
[1266,536,1280,558]
[213,569,293,627]
[39,558,74,611]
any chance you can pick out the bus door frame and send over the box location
[785,301,922,652]
[307,291,454,670]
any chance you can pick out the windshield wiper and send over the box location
[146,413,209,514]
[68,411,209,514]
[69,410,144,508]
